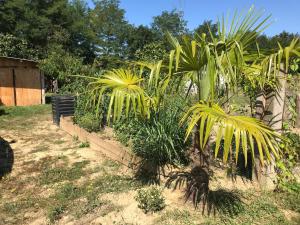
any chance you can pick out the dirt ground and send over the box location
[0,106,194,225]
[0,105,299,225]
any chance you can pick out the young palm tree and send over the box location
[86,7,299,170]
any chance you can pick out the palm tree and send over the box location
[86,7,299,171]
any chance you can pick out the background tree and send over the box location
[91,0,130,58]
[0,33,38,59]
[126,25,158,59]
[194,20,218,41]
[151,9,187,38]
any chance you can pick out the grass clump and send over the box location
[156,209,197,225]
[274,182,300,213]
[47,183,88,223]
[214,192,292,225]
[92,174,142,194]
[38,160,89,185]
[79,141,90,148]
[135,185,165,213]
[48,204,65,223]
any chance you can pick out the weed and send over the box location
[54,183,85,201]
[135,185,165,213]
[72,135,79,142]
[79,141,90,148]
[48,204,65,223]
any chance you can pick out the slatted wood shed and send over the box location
[0,56,45,106]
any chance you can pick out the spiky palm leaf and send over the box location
[181,102,283,165]
[88,69,149,122]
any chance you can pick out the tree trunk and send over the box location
[253,69,286,189]
[193,125,210,168]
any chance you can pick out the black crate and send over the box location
[52,95,75,125]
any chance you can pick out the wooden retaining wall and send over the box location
[60,116,140,168]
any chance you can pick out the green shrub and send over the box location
[135,185,165,213]
[74,112,101,132]
[113,117,140,146]
[276,132,300,190]
[114,96,190,166]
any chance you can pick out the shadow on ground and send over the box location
[166,166,244,216]
[0,137,14,179]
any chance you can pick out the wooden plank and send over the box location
[60,116,140,168]
[0,68,15,106]
[0,57,37,68]
[14,68,42,106]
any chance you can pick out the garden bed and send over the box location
[59,116,140,168]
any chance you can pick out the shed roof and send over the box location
[0,56,38,63]
[0,56,38,68]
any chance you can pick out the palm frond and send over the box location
[181,102,283,165]
[217,6,272,48]
[88,69,149,122]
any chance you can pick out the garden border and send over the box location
[59,116,140,168]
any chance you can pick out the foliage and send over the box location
[194,20,218,42]
[134,41,168,62]
[126,25,159,59]
[48,204,65,223]
[274,182,300,213]
[135,185,165,213]
[74,112,102,133]
[113,117,140,146]
[256,31,300,52]
[182,102,282,164]
[73,78,109,132]
[0,0,96,61]
[151,9,187,37]
[0,33,38,59]
[38,46,94,85]
[79,141,90,148]
[114,97,190,166]
[276,132,300,190]
[91,0,130,57]
[131,110,189,166]
[85,7,294,168]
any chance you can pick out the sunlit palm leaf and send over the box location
[181,102,283,165]
[88,69,149,122]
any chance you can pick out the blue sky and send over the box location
[87,0,300,36]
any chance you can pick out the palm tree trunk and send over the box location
[254,68,286,189]
[194,123,210,168]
